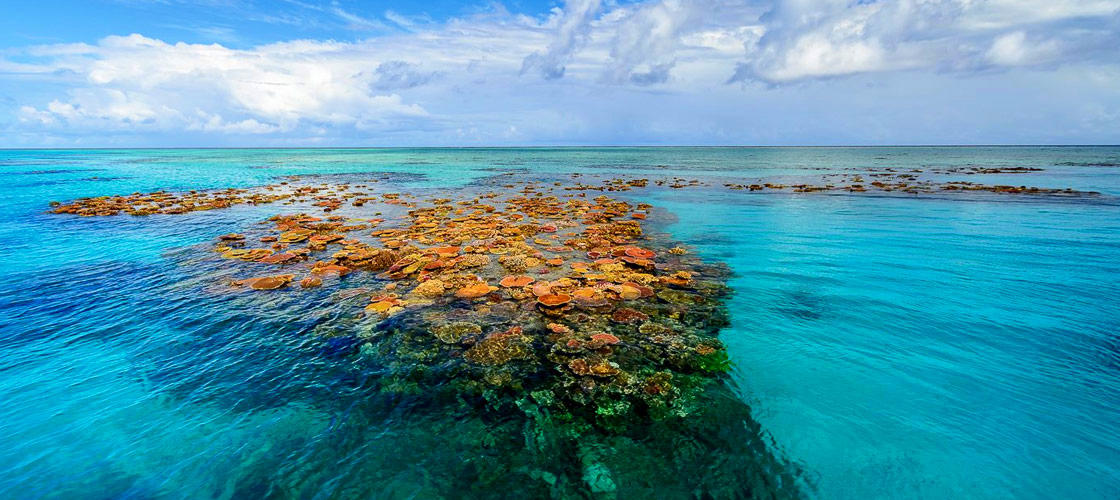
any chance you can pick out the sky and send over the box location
[0,0,1118,147]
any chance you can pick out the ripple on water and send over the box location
[1,147,1119,499]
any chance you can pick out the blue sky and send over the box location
[0,0,568,48]
[1,0,1118,146]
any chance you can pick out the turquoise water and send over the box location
[1,147,1118,498]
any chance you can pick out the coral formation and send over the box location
[51,177,739,434]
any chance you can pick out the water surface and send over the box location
[1,147,1118,498]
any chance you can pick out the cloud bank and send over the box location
[732,0,1120,83]
[1,0,1118,145]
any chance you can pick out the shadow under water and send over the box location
[139,304,804,499]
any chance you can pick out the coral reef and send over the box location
[51,178,739,433]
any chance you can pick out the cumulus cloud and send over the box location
[600,0,700,85]
[522,0,758,85]
[12,34,432,135]
[520,0,602,80]
[188,112,283,134]
[1,0,1118,145]
[731,0,1120,84]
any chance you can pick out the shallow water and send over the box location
[1,147,1119,499]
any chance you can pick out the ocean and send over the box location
[0,147,1118,499]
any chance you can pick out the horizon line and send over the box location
[2,144,1119,151]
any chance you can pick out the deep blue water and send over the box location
[1,147,1118,498]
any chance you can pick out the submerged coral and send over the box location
[44,173,823,499]
[51,178,737,434]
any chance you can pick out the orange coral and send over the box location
[456,282,496,299]
[537,294,572,307]
[499,275,535,288]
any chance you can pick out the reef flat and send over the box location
[50,164,1100,219]
[11,147,1118,499]
[49,175,809,498]
[43,163,1103,498]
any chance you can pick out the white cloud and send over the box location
[521,0,761,85]
[521,0,602,80]
[958,0,1120,30]
[11,33,429,135]
[986,31,1062,66]
[18,89,177,131]
[372,60,440,90]
[600,0,698,85]
[1,0,1118,145]
[188,112,283,134]
[18,106,56,126]
[731,0,1120,84]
